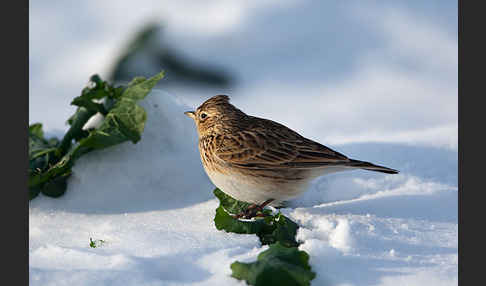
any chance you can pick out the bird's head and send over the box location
[184,95,246,138]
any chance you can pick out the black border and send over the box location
[458,0,480,284]
[5,0,29,285]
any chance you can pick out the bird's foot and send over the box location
[232,199,275,219]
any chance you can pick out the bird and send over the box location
[185,95,398,218]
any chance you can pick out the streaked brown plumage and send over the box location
[185,95,398,212]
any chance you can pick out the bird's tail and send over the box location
[347,159,399,174]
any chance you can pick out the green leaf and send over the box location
[29,123,63,196]
[28,147,76,190]
[29,123,54,159]
[75,71,165,150]
[28,71,165,200]
[260,213,300,248]
[231,242,316,286]
[213,189,300,247]
[70,74,126,115]
[89,237,106,248]
[214,205,272,234]
[41,172,71,198]
[29,123,44,138]
[213,188,253,214]
[122,71,165,101]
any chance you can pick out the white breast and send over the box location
[205,164,357,205]
[205,169,312,205]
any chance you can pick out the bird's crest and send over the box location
[199,95,230,110]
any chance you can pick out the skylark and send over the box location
[185,95,398,218]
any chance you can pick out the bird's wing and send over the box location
[213,118,351,170]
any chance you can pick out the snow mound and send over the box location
[32,90,214,213]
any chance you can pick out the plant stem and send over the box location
[58,107,97,156]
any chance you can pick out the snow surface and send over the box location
[29,91,457,285]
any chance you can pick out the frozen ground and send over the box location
[29,92,457,286]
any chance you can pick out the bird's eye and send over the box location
[200,113,207,119]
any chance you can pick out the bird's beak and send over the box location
[184,111,195,119]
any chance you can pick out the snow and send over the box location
[29,91,457,285]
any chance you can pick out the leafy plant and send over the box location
[213,189,316,285]
[89,238,106,248]
[28,71,165,200]
[214,189,299,248]
[231,242,316,286]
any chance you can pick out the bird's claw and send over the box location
[232,199,275,219]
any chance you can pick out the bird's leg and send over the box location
[233,199,275,219]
